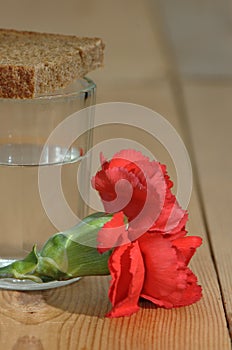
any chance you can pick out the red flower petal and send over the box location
[92,150,167,240]
[139,233,202,308]
[174,268,202,307]
[106,241,145,318]
[97,212,129,253]
[149,163,188,235]
[91,167,114,202]
[172,236,202,265]
[109,149,151,170]
[102,168,138,213]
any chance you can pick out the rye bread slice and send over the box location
[0,29,104,98]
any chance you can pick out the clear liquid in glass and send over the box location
[0,143,82,259]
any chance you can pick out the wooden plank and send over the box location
[182,81,232,340]
[149,2,232,342]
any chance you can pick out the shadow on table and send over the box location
[42,275,111,318]
[0,275,157,323]
[44,276,157,317]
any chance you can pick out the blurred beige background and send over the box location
[0,0,164,84]
[1,0,232,79]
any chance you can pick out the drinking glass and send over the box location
[0,77,95,288]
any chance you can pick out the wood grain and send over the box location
[182,81,232,339]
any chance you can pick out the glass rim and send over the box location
[0,76,96,103]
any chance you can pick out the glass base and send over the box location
[0,259,80,291]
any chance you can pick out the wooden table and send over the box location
[0,0,232,349]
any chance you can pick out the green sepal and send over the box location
[39,212,114,277]
[0,245,42,282]
[0,212,118,283]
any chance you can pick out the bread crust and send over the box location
[0,29,105,98]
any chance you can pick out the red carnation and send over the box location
[92,150,202,317]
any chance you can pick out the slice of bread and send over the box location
[0,29,105,98]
